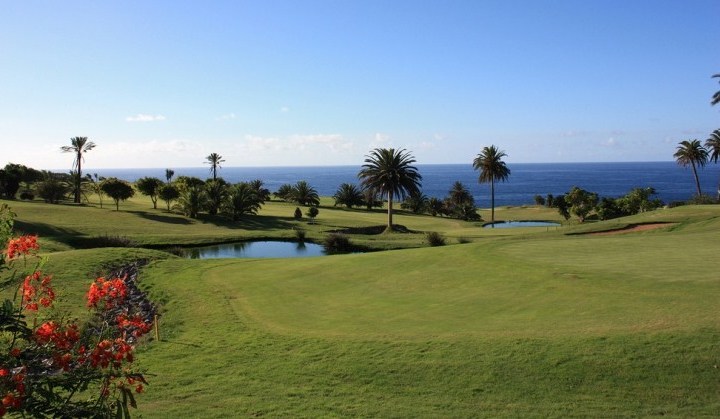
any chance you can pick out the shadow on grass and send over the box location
[195,213,298,231]
[13,220,82,237]
[128,211,193,225]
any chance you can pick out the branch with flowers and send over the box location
[0,204,153,418]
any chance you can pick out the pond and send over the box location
[483,221,561,229]
[180,241,326,259]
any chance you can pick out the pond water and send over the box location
[181,241,326,259]
[483,221,561,229]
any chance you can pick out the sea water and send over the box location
[91,161,720,208]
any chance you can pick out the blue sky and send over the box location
[1,0,718,169]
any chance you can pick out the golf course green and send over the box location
[4,196,719,417]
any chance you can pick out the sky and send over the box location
[1,0,718,169]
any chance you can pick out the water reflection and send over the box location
[181,241,325,259]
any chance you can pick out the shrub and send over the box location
[426,231,446,247]
[687,194,717,205]
[306,206,319,223]
[0,208,150,417]
[294,207,302,219]
[19,191,34,200]
[323,233,352,254]
[294,228,306,242]
[534,195,546,206]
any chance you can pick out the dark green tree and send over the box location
[100,177,135,211]
[673,139,708,197]
[158,183,180,211]
[705,129,720,199]
[358,148,422,231]
[333,183,364,208]
[175,185,206,219]
[165,168,175,183]
[248,179,271,204]
[136,177,164,209]
[223,182,262,220]
[401,190,429,214]
[473,145,510,226]
[36,172,70,204]
[205,178,228,215]
[61,136,96,203]
[291,181,320,206]
[274,184,294,201]
[306,206,319,223]
[564,186,598,222]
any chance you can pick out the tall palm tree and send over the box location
[358,148,422,231]
[205,153,225,180]
[704,129,720,199]
[712,73,720,106]
[60,136,96,203]
[673,139,708,197]
[473,145,510,225]
[165,169,175,183]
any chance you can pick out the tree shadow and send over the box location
[13,220,83,237]
[197,214,297,231]
[126,211,193,225]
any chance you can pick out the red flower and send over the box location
[22,271,54,311]
[87,277,127,309]
[5,235,39,260]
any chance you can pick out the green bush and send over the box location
[323,233,352,254]
[426,231,446,247]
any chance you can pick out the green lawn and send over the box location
[3,198,720,417]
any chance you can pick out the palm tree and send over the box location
[223,182,261,220]
[205,153,225,180]
[673,139,708,197]
[333,183,364,208]
[704,129,720,199]
[712,73,720,106]
[61,136,96,203]
[165,169,175,183]
[291,181,320,206]
[473,145,510,225]
[358,148,422,231]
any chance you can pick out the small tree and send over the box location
[158,183,180,211]
[534,195,546,206]
[294,207,302,220]
[100,178,135,211]
[306,206,319,224]
[333,183,364,208]
[564,186,598,222]
[136,177,163,209]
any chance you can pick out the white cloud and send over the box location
[560,130,589,138]
[602,137,618,147]
[370,133,392,148]
[125,114,166,122]
[215,113,236,121]
[242,134,353,153]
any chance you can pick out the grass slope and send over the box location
[134,208,719,417]
[4,198,719,416]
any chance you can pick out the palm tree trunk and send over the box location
[490,179,495,226]
[691,161,702,196]
[387,191,393,231]
[75,151,82,203]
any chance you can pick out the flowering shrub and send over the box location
[0,205,150,417]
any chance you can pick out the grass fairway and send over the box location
[134,208,719,417]
[4,198,720,416]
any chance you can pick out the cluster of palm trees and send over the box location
[354,146,510,230]
[673,130,720,199]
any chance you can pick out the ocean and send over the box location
[92,161,720,208]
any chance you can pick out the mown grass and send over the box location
[3,197,719,417]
